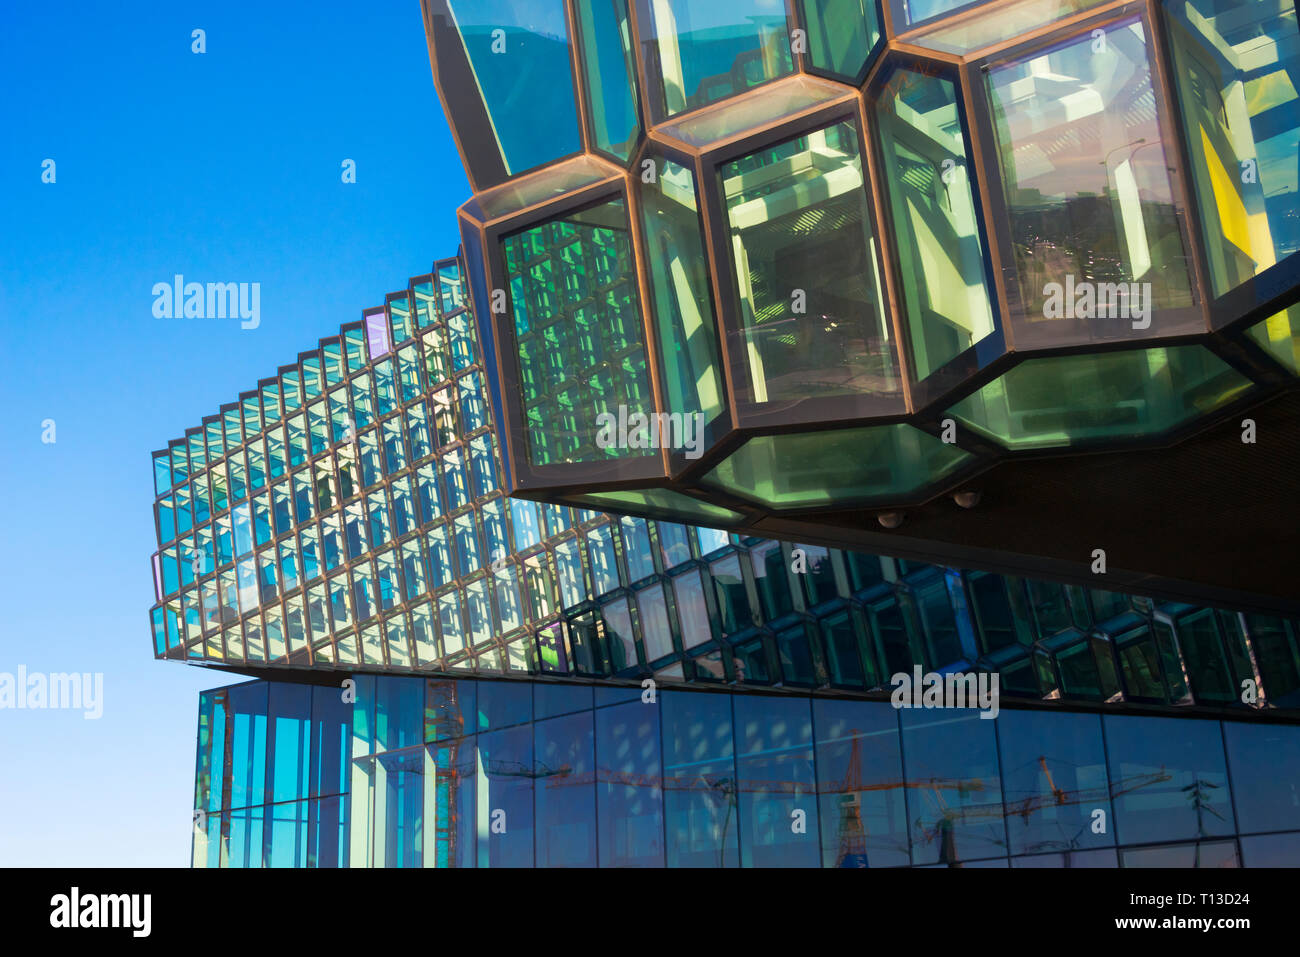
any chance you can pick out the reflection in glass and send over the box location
[596,701,665,866]
[639,155,725,426]
[997,709,1112,855]
[901,709,1006,865]
[575,0,641,160]
[735,695,819,866]
[721,119,900,405]
[876,68,995,380]
[662,691,739,867]
[503,197,654,467]
[1165,0,1300,297]
[1105,714,1234,845]
[639,0,794,120]
[986,20,1196,342]
[814,699,909,866]
[442,0,581,175]
[535,712,597,866]
[798,0,880,79]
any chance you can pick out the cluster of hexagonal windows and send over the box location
[431,0,1300,523]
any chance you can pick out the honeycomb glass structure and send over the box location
[428,0,1300,574]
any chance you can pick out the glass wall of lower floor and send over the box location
[195,675,1300,867]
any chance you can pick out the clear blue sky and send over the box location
[0,0,470,865]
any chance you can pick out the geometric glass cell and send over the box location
[908,0,1110,56]
[574,0,642,161]
[703,423,972,508]
[1246,303,1300,374]
[637,154,727,427]
[1164,0,1300,297]
[440,0,583,176]
[417,0,1300,610]
[501,196,654,466]
[946,345,1254,449]
[875,67,996,381]
[985,19,1199,344]
[720,118,901,406]
[796,0,882,81]
[636,0,795,122]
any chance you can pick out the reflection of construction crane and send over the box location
[428,722,1178,866]
[430,683,468,866]
[836,734,868,868]
[918,756,1176,864]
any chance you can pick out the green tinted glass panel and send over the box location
[575,488,743,525]
[876,68,995,380]
[575,0,641,160]
[798,0,880,79]
[1246,304,1300,374]
[704,424,970,508]
[946,346,1253,449]
[986,20,1197,343]
[1165,0,1300,296]
[640,0,794,120]
[640,156,725,426]
[445,0,582,175]
[911,0,1106,55]
[502,197,654,466]
[721,119,900,404]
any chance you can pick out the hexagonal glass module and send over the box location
[985,18,1199,346]
[796,0,881,81]
[908,0,1109,56]
[502,196,654,466]
[720,118,901,405]
[574,0,642,161]
[703,423,972,508]
[945,345,1254,449]
[1246,303,1300,374]
[1164,0,1300,298]
[638,153,727,426]
[443,0,582,175]
[875,67,996,381]
[637,0,795,122]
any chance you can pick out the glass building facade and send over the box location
[193,674,1300,868]
[428,0,1300,610]
[152,0,1300,869]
